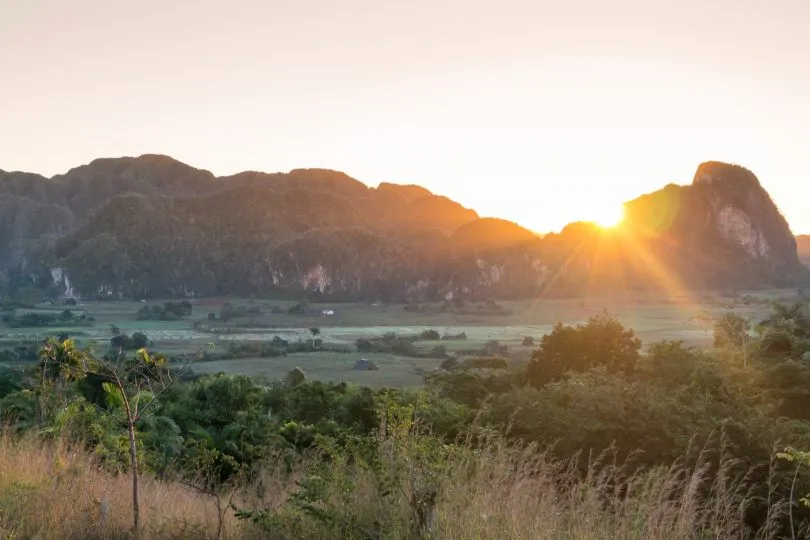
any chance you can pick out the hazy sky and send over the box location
[2,0,809,233]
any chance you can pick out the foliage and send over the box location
[0,342,40,364]
[110,331,149,351]
[527,311,641,386]
[136,301,191,321]
[713,311,752,349]
[461,356,508,370]
[354,332,450,359]
[3,303,810,535]
[2,310,95,328]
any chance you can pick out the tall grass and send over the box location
[0,431,798,539]
[0,435,235,539]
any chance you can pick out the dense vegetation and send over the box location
[3,303,810,538]
[2,156,808,303]
[1,309,94,328]
[136,301,193,321]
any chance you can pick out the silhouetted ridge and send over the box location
[0,155,805,300]
[452,218,537,252]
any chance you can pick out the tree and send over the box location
[285,367,307,387]
[639,340,705,387]
[309,327,321,348]
[527,312,641,386]
[483,340,508,356]
[76,347,195,538]
[37,338,86,421]
[357,338,374,353]
[691,310,715,341]
[131,332,149,349]
[713,311,752,366]
[760,302,810,339]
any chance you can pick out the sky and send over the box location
[1,0,809,233]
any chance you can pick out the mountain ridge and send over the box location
[0,154,806,301]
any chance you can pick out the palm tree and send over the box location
[309,327,321,348]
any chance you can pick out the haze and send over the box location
[2,0,809,233]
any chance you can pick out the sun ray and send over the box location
[531,235,591,309]
[617,228,697,309]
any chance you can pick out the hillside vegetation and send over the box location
[1,156,807,302]
[797,235,810,267]
[3,303,810,538]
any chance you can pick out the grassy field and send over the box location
[193,351,434,387]
[1,289,801,385]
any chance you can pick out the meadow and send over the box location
[0,289,798,386]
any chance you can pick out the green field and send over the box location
[193,351,434,387]
[1,289,800,385]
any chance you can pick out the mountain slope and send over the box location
[798,235,810,267]
[1,155,805,300]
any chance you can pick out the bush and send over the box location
[111,332,149,351]
[131,332,148,349]
[356,338,374,353]
[428,345,449,359]
[418,329,441,341]
[2,311,93,328]
[462,356,508,370]
[163,301,192,318]
[137,302,191,321]
[439,357,459,371]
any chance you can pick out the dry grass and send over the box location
[0,435,241,539]
[431,441,783,539]
[0,432,795,540]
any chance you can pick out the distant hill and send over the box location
[798,235,810,267]
[451,218,537,252]
[0,155,806,300]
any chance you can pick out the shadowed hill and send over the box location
[1,155,805,300]
[451,218,537,252]
[375,182,433,203]
[798,235,810,267]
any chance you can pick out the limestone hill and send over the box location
[0,156,805,300]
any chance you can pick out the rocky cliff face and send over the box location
[0,156,804,300]
[622,162,803,288]
[693,162,798,269]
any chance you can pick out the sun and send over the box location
[589,204,625,229]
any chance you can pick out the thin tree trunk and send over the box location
[128,421,140,538]
[789,462,800,540]
[121,393,140,539]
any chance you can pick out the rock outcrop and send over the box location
[622,162,804,288]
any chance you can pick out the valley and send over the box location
[1,290,796,387]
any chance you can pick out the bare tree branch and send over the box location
[134,354,194,421]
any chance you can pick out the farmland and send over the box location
[0,289,800,386]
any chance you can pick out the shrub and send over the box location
[419,329,441,341]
